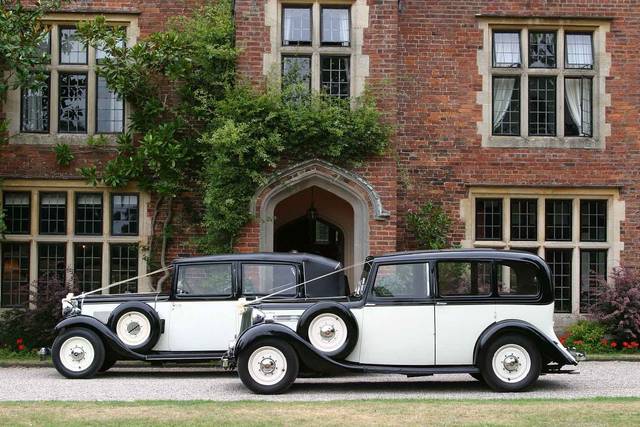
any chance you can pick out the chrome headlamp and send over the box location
[61,293,80,317]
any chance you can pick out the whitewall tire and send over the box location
[298,303,358,359]
[307,314,348,354]
[108,304,160,353]
[481,334,541,392]
[238,339,299,394]
[52,328,105,379]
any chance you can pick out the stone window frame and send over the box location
[4,13,139,145]
[461,187,624,317]
[263,0,369,98]
[477,17,611,149]
[0,180,151,308]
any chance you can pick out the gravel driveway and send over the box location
[0,362,637,401]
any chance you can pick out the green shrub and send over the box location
[406,202,452,249]
[53,143,74,166]
[562,320,611,354]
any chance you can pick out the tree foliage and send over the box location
[406,202,452,250]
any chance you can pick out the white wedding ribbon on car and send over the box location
[70,266,173,300]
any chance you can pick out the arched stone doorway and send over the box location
[253,160,389,287]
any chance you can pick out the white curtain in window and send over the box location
[494,33,520,66]
[338,11,349,42]
[42,193,65,205]
[566,34,593,67]
[24,89,45,131]
[283,10,293,42]
[492,77,516,128]
[565,78,591,136]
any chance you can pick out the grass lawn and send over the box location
[0,398,638,426]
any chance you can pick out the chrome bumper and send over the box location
[568,347,587,362]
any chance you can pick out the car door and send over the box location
[168,262,240,352]
[358,261,435,366]
[434,259,496,365]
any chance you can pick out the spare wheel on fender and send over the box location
[297,302,358,360]
[108,302,161,353]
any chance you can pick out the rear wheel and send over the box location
[52,328,105,379]
[238,339,299,395]
[481,334,541,392]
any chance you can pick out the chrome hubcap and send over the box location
[502,354,520,372]
[320,325,336,339]
[259,357,276,375]
[127,322,141,336]
[70,346,86,362]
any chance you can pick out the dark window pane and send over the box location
[566,33,593,69]
[546,249,572,313]
[58,73,87,133]
[492,76,520,135]
[372,263,429,298]
[177,263,232,296]
[438,261,492,296]
[2,191,31,234]
[74,243,102,293]
[496,261,541,296]
[580,200,607,242]
[580,249,606,313]
[21,73,50,133]
[1,242,30,307]
[528,76,556,136]
[75,193,103,235]
[529,31,556,68]
[565,77,592,137]
[110,244,138,294]
[321,8,350,45]
[97,77,124,133]
[321,56,350,99]
[475,198,502,240]
[282,7,311,45]
[39,192,66,235]
[111,194,139,236]
[242,263,298,297]
[282,56,311,91]
[545,199,572,241]
[493,32,521,67]
[510,199,537,241]
[59,27,87,64]
[38,243,66,284]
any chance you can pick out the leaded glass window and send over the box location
[282,56,311,91]
[110,244,138,293]
[75,193,103,235]
[580,200,607,242]
[528,76,556,136]
[580,249,606,313]
[21,74,50,133]
[492,76,520,135]
[546,249,572,313]
[510,199,537,241]
[320,56,350,99]
[321,7,350,46]
[111,194,139,236]
[58,73,88,133]
[492,32,521,67]
[282,7,311,46]
[96,77,124,133]
[475,198,502,240]
[565,77,592,137]
[545,199,572,241]
[2,192,30,234]
[38,243,66,284]
[74,243,102,293]
[39,192,66,235]
[1,243,30,307]
[59,27,87,65]
[566,33,593,69]
[529,31,556,68]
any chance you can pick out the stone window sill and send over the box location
[486,135,601,149]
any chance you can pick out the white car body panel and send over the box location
[435,304,496,365]
[168,300,241,351]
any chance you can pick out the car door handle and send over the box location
[436,301,447,306]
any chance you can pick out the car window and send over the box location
[177,263,232,296]
[242,263,298,296]
[437,261,492,296]
[372,263,429,299]
[497,261,541,295]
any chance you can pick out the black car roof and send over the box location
[368,248,545,264]
[172,252,342,269]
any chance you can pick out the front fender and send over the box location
[55,316,145,360]
[234,323,348,374]
[473,320,577,366]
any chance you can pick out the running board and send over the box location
[342,363,480,376]
[145,351,226,362]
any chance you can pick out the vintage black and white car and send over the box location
[223,249,581,394]
[50,253,348,379]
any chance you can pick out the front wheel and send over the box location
[52,328,105,379]
[237,339,299,394]
[481,334,541,392]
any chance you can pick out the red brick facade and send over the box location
[1,1,638,314]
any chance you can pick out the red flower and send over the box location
[623,342,629,348]
[611,342,618,348]
[631,342,639,348]
[16,338,23,345]
[17,344,25,351]
[573,340,584,345]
